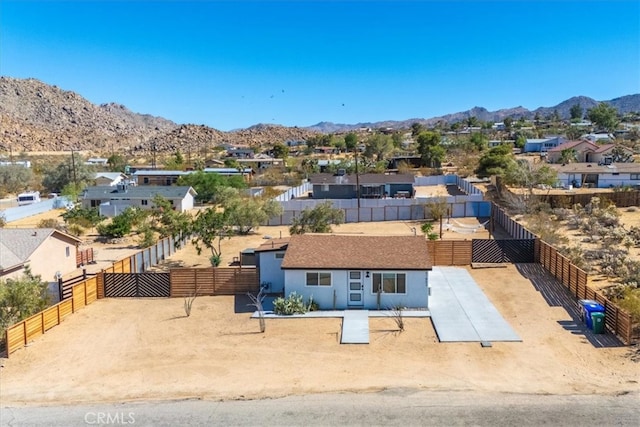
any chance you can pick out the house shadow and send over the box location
[516,263,624,348]
[234,294,276,313]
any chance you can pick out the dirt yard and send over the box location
[1,211,638,406]
[1,264,638,406]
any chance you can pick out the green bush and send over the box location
[273,292,308,315]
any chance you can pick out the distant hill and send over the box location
[0,76,638,153]
[306,95,640,133]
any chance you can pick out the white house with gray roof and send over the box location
[81,184,196,217]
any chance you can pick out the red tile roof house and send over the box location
[278,234,432,310]
[547,140,633,164]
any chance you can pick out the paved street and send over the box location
[2,390,639,426]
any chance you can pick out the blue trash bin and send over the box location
[579,300,605,329]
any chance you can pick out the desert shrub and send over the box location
[273,292,308,315]
[559,245,589,271]
[611,287,640,323]
[96,214,132,238]
[552,208,572,221]
[37,218,61,229]
[137,224,156,248]
[67,223,86,236]
[209,254,221,267]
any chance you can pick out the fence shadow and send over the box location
[516,263,624,348]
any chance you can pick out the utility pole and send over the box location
[70,149,78,189]
[355,147,360,222]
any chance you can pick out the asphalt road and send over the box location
[1,389,639,427]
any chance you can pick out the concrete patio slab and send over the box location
[429,267,521,343]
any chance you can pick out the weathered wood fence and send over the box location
[536,240,636,344]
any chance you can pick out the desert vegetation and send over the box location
[521,197,640,321]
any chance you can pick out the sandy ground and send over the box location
[0,264,638,406]
[2,207,639,406]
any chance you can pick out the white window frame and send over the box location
[306,271,332,287]
[371,272,407,294]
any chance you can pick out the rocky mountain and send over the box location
[1,76,638,154]
[0,77,319,154]
[308,95,640,133]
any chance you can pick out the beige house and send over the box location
[547,140,633,164]
[0,228,82,282]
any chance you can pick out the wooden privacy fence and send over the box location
[170,267,260,297]
[426,240,472,266]
[5,276,98,357]
[76,247,94,267]
[530,190,640,209]
[536,239,636,344]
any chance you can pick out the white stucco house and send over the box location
[269,234,432,310]
[550,163,640,189]
[81,183,197,217]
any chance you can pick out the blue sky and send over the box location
[1,0,639,131]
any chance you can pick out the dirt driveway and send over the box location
[1,265,638,406]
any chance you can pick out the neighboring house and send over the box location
[132,170,190,186]
[226,146,255,158]
[387,156,422,169]
[0,160,31,168]
[0,228,81,282]
[94,172,128,187]
[202,167,254,178]
[314,146,339,155]
[280,234,432,310]
[310,173,415,199]
[317,159,344,172]
[133,168,253,186]
[86,158,109,166]
[81,184,196,217]
[549,163,640,189]
[254,238,290,294]
[523,136,565,153]
[582,133,615,143]
[547,141,634,164]
[235,157,284,170]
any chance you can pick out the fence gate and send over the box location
[472,239,535,263]
[104,273,170,297]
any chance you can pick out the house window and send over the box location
[322,184,329,192]
[143,177,149,184]
[141,200,148,206]
[275,252,285,259]
[65,246,70,257]
[631,174,640,180]
[372,272,406,294]
[306,272,331,286]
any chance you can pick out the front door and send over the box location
[348,271,364,307]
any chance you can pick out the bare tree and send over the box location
[247,287,267,333]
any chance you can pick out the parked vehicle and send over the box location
[17,191,41,206]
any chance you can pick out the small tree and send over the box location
[0,268,49,334]
[190,207,232,266]
[289,201,345,235]
[425,198,449,239]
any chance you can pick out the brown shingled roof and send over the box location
[281,234,431,270]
